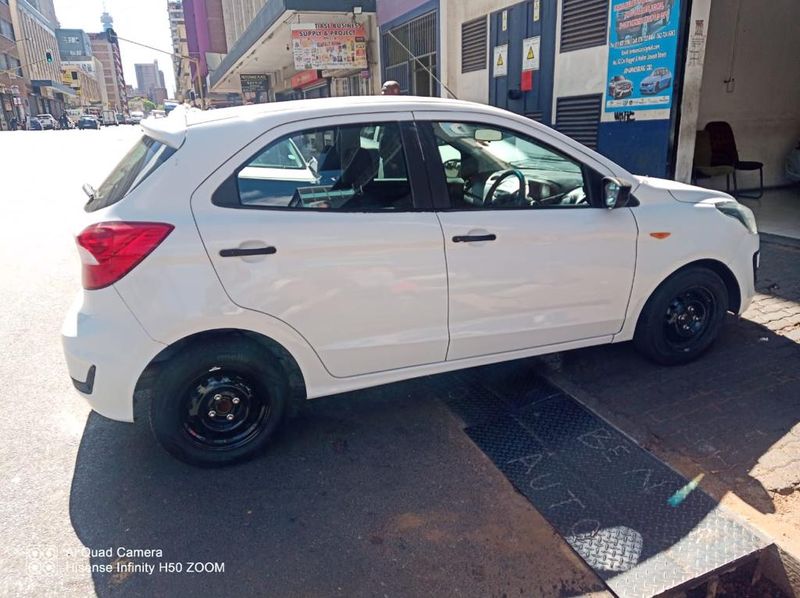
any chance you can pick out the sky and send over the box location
[52,0,177,97]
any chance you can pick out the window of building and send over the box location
[560,0,609,52]
[0,18,14,40]
[0,54,6,69]
[461,17,487,73]
[429,121,589,210]
[8,55,21,77]
[382,11,437,96]
[232,122,413,211]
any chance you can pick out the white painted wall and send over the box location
[674,0,712,183]
[696,0,800,188]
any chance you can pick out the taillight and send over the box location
[76,222,174,290]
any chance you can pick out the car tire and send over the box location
[634,267,729,365]
[150,336,288,467]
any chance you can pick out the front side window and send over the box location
[430,121,589,210]
[235,122,413,211]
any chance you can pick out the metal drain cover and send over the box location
[439,369,768,598]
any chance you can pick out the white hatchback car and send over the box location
[62,97,759,465]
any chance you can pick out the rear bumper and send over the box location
[62,288,165,422]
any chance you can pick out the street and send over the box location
[0,128,606,596]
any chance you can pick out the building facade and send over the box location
[376,0,800,189]
[0,0,27,129]
[210,0,379,103]
[134,60,159,99]
[10,0,74,119]
[219,0,264,51]
[88,30,128,113]
[182,0,227,100]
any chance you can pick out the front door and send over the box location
[489,0,556,124]
[192,114,449,378]
[417,115,638,361]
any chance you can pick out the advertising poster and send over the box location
[605,0,681,113]
[291,23,368,71]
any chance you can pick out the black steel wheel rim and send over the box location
[663,286,717,349]
[180,368,270,451]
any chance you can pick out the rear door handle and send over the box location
[452,234,496,243]
[219,246,277,257]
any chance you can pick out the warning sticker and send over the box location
[493,44,508,77]
[522,36,541,71]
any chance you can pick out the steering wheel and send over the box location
[483,169,526,206]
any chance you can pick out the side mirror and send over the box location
[602,177,632,209]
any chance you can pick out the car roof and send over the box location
[142,96,632,179]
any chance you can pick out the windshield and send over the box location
[85,136,176,212]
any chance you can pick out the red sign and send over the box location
[291,69,322,89]
[521,69,533,92]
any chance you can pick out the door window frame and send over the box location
[211,117,434,212]
[416,119,608,211]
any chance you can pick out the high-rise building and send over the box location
[167,3,184,82]
[134,60,166,102]
[89,29,128,113]
[56,29,104,109]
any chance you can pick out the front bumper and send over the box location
[62,288,165,422]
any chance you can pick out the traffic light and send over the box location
[105,28,118,44]
[45,50,53,63]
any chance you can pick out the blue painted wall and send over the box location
[597,120,672,177]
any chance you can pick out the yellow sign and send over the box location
[493,44,508,77]
[522,36,541,71]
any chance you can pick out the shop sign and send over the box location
[605,0,682,113]
[493,44,508,78]
[240,74,269,94]
[290,69,321,89]
[291,23,368,70]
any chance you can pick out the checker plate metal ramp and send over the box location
[433,365,768,598]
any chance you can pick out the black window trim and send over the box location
[212,120,434,213]
[416,120,616,212]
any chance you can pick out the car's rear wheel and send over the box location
[634,267,729,365]
[150,337,288,466]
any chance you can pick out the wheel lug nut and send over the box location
[213,394,222,402]
[226,413,235,421]
[208,410,216,417]
[232,397,240,405]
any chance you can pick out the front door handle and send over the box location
[452,234,497,243]
[219,246,277,257]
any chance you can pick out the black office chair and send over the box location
[705,121,763,198]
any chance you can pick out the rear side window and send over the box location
[85,136,176,212]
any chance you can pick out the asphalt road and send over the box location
[0,127,606,598]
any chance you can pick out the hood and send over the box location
[634,175,734,204]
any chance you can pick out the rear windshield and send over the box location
[85,136,176,212]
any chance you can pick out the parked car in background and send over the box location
[28,117,43,130]
[77,115,101,130]
[129,110,144,124]
[62,97,759,466]
[101,110,119,126]
[36,114,58,129]
[608,75,633,99]
[640,68,673,94]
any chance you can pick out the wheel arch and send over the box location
[135,328,308,417]
[635,258,742,326]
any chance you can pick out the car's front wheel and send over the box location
[634,267,729,365]
[150,337,288,466]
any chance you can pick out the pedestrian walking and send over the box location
[380,80,401,95]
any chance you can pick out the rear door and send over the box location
[192,113,449,378]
